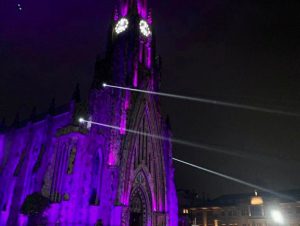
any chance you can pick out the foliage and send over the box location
[21,192,50,216]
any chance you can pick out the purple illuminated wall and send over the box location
[0,0,178,225]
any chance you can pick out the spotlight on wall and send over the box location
[271,209,284,224]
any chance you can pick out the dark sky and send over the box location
[1,0,300,198]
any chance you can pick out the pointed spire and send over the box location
[130,0,139,15]
[30,106,37,121]
[118,0,148,18]
[72,83,81,103]
[48,98,56,115]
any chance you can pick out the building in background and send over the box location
[0,0,178,225]
[179,190,300,226]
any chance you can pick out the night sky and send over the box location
[1,0,300,198]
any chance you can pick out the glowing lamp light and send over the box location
[250,196,263,205]
[183,209,189,214]
[115,18,129,34]
[102,83,107,88]
[139,20,151,37]
[271,210,284,224]
[78,118,84,123]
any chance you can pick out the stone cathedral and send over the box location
[0,0,178,225]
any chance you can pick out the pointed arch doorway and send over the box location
[129,192,143,226]
[129,186,151,226]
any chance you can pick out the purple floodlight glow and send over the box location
[120,111,127,134]
[119,0,149,20]
[139,42,143,62]
[137,1,147,18]
[124,91,130,109]
[120,4,128,17]
[133,63,138,87]
[120,91,131,135]
[18,214,28,226]
[108,147,117,166]
[114,8,119,21]
[147,44,151,68]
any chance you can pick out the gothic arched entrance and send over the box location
[129,187,149,226]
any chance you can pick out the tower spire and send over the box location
[118,0,148,18]
[109,0,155,88]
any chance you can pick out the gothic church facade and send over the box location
[0,0,178,225]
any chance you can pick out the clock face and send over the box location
[115,18,129,34]
[139,20,151,37]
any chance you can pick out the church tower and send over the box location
[90,0,178,225]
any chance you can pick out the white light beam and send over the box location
[79,118,297,168]
[172,158,293,200]
[79,119,258,160]
[79,118,293,200]
[103,83,300,117]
